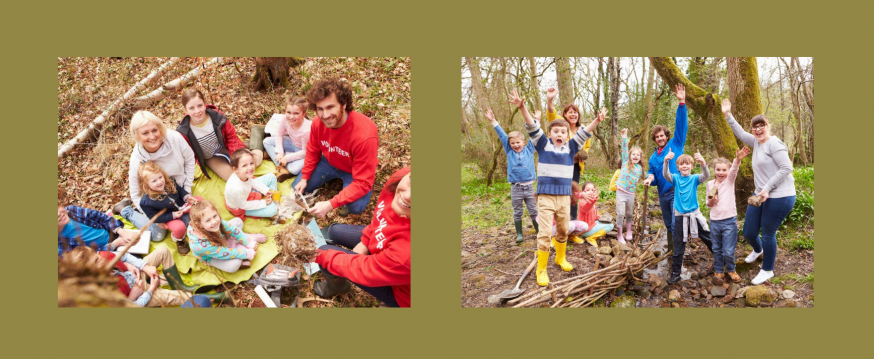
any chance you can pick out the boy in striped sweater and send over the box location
[508,90,605,287]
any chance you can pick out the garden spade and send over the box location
[493,257,538,301]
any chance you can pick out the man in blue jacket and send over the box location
[643,84,689,255]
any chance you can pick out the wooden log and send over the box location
[57,57,181,159]
[134,57,226,108]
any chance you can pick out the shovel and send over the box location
[492,257,538,301]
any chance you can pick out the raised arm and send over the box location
[546,87,557,114]
[695,149,710,182]
[486,108,512,153]
[728,146,750,182]
[722,99,756,147]
[620,129,629,166]
[508,90,535,126]
[670,84,689,150]
[582,107,606,135]
[662,148,675,184]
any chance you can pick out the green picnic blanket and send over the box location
[117,159,300,288]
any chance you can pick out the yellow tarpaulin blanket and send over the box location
[117,160,299,288]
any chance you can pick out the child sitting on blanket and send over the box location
[188,200,267,273]
[615,129,644,244]
[57,186,137,257]
[705,147,750,284]
[67,246,227,306]
[137,161,203,255]
[224,149,279,221]
[576,181,614,246]
[662,148,715,285]
[484,107,539,245]
[263,96,312,183]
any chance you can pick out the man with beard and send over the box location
[642,84,689,254]
[293,77,379,218]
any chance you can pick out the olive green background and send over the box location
[5,0,869,357]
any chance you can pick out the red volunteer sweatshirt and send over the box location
[315,169,411,307]
[302,111,379,209]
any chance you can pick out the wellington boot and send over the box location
[200,291,229,305]
[570,235,585,244]
[531,219,539,235]
[514,221,524,245]
[163,265,200,293]
[585,229,606,247]
[553,241,574,272]
[313,271,352,298]
[250,125,266,152]
[536,250,550,286]
[276,165,294,183]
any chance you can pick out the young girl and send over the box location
[138,161,203,255]
[224,149,279,220]
[705,147,750,283]
[576,182,615,247]
[615,128,644,244]
[188,200,267,273]
[263,96,313,183]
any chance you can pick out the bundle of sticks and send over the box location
[508,229,670,308]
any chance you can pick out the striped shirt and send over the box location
[190,120,220,159]
[525,122,592,195]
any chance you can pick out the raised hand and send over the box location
[721,98,732,116]
[485,108,496,123]
[596,108,607,123]
[533,110,542,122]
[736,146,751,160]
[694,148,705,165]
[621,128,627,138]
[546,87,558,102]
[507,90,525,109]
[664,148,675,162]
[674,83,686,103]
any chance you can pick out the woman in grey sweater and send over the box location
[722,99,796,285]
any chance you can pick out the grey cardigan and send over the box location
[726,114,796,199]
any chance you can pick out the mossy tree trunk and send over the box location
[608,57,621,169]
[650,57,755,216]
[726,57,762,214]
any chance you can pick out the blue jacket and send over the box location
[493,124,536,183]
[139,180,190,224]
[647,104,689,195]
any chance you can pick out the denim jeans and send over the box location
[121,206,167,242]
[291,157,374,214]
[181,295,211,308]
[318,224,399,307]
[658,188,675,234]
[263,136,305,175]
[743,195,796,271]
[710,216,739,273]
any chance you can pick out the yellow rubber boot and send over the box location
[570,234,585,244]
[585,229,607,247]
[536,250,550,287]
[554,240,574,272]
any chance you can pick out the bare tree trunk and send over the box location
[781,57,808,165]
[461,104,469,135]
[251,57,301,92]
[528,57,543,114]
[630,60,657,156]
[651,57,755,216]
[465,57,502,187]
[798,57,814,163]
[556,57,574,108]
[608,57,621,169]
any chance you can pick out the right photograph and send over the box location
[461,57,814,308]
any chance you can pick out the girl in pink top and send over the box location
[263,96,313,182]
[705,146,750,283]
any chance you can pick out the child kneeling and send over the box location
[224,149,278,221]
[138,161,202,255]
[662,149,714,284]
[188,200,267,273]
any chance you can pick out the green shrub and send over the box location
[784,166,814,226]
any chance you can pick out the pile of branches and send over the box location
[508,229,670,308]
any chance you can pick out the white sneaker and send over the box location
[228,217,244,230]
[744,250,763,263]
[751,270,774,285]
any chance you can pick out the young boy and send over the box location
[58,204,137,257]
[508,89,604,287]
[662,148,715,284]
[705,147,750,283]
[485,107,539,244]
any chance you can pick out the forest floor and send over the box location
[461,163,815,308]
[58,57,411,307]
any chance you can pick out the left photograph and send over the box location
[58,57,411,308]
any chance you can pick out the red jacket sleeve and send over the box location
[301,122,323,180]
[328,136,378,209]
[221,119,248,154]
[315,241,410,288]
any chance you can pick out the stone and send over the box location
[610,257,621,265]
[782,290,796,299]
[734,298,746,307]
[612,246,624,256]
[640,289,653,300]
[586,246,599,256]
[462,250,472,257]
[609,239,620,247]
[698,279,711,287]
[745,285,778,307]
[690,271,699,280]
[610,295,636,308]
[703,289,709,296]
[775,300,798,308]
[710,286,727,297]
[615,287,625,297]
[618,244,633,252]
[598,213,614,223]
[487,295,501,305]
[729,283,740,297]
[607,231,618,238]
[712,277,724,286]
[690,289,700,296]
[600,246,613,255]
[653,287,663,296]
[671,302,680,308]
[706,294,713,300]
[669,290,681,302]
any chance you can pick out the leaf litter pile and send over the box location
[58,57,410,307]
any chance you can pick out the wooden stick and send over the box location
[58,57,181,159]
[103,209,165,270]
[134,57,226,108]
